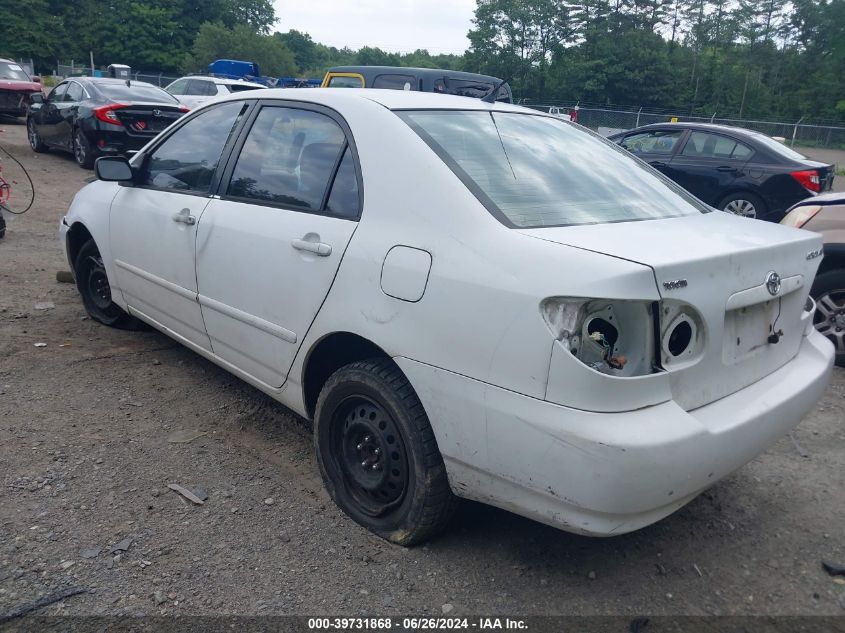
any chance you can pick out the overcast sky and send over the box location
[273,0,477,55]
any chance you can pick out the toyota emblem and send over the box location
[765,271,781,296]
[152,109,161,117]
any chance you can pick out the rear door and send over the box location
[669,131,754,205]
[109,100,250,350]
[195,102,361,387]
[618,128,687,178]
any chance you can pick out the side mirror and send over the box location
[95,156,134,182]
[30,93,43,104]
[32,75,42,84]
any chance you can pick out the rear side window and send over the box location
[142,101,246,193]
[327,75,363,88]
[620,130,684,155]
[373,74,417,91]
[325,148,360,217]
[226,106,346,211]
[187,79,216,96]
[229,84,262,93]
[682,131,753,160]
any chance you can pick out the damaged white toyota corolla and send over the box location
[59,89,834,544]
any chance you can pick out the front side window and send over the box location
[373,74,417,91]
[620,130,684,155]
[327,75,363,88]
[227,106,346,211]
[142,101,246,193]
[167,79,188,95]
[49,83,68,102]
[65,82,84,102]
[187,79,216,96]
[400,110,708,228]
[682,131,753,160]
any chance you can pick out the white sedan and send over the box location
[164,75,265,110]
[59,89,834,545]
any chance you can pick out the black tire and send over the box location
[73,127,96,169]
[811,269,845,367]
[0,213,5,239]
[74,238,145,329]
[314,358,457,545]
[27,118,48,153]
[720,191,767,219]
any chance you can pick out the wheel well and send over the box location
[66,222,93,272]
[818,246,845,277]
[302,332,390,419]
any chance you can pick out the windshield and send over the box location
[400,110,709,228]
[751,132,808,161]
[96,82,179,104]
[0,61,31,81]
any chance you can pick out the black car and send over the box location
[609,123,835,221]
[27,77,188,168]
[321,66,513,103]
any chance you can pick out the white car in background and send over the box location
[164,75,265,109]
[59,89,834,545]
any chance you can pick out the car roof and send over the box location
[213,87,528,112]
[75,77,160,88]
[184,76,265,88]
[327,66,505,84]
[631,121,765,138]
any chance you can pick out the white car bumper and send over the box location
[398,329,834,536]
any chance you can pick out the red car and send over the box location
[0,58,42,118]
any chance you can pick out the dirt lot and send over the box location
[1,118,844,620]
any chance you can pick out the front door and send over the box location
[195,104,361,386]
[618,128,686,178]
[35,82,67,146]
[109,100,250,350]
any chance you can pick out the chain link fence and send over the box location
[54,62,180,87]
[523,101,845,149]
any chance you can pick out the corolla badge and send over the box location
[152,109,162,117]
[766,271,781,296]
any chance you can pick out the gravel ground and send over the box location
[1,117,844,620]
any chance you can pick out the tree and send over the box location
[184,22,296,77]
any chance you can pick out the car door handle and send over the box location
[172,208,196,225]
[292,238,331,257]
[716,165,737,173]
[651,161,667,168]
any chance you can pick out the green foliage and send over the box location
[183,23,296,77]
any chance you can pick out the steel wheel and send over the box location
[333,396,409,516]
[84,255,113,310]
[724,198,757,218]
[314,358,457,545]
[814,289,845,357]
[74,238,144,329]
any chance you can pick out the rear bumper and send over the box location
[401,330,834,536]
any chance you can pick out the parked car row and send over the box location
[60,88,834,545]
[608,122,835,222]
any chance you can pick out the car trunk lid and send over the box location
[520,211,823,410]
[112,102,185,136]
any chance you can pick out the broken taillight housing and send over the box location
[540,297,659,376]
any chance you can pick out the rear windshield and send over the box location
[399,110,709,228]
[435,78,510,102]
[0,61,31,81]
[751,133,808,161]
[96,82,179,104]
[227,84,263,93]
